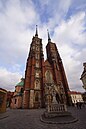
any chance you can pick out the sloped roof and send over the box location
[0,88,7,93]
[68,91,82,95]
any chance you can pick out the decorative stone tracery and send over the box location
[45,83,67,113]
[35,80,40,89]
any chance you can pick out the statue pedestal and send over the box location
[45,103,70,118]
[41,83,77,124]
[41,103,77,124]
[47,103,67,113]
[46,93,67,113]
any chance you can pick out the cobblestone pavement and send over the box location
[0,106,86,129]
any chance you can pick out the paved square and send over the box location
[0,106,86,129]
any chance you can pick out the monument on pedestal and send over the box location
[44,83,68,117]
[41,82,77,124]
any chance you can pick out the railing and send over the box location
[47,104,67,112]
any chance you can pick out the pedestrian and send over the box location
[79,102,82,109]
[76,102,79,109]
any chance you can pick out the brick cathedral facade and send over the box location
[22,27,70,109]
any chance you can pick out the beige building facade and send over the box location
[68,91,83,105]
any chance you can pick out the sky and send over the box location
[0,0,86,92]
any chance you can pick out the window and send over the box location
[36,61,39,67]
[32,46,35,49]
[0,96,3,105]
[45,70,53,83]
[35,80,40,89]
[35,54,39,59]
[21,88,23,93]
[36,46,39,51]
[15,99,17,104]
[35,92,39,101]
[35,72,39,77]
[56,64,59,70]
[36,40,39,44]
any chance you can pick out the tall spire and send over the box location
[35,25,38,37]
[47,29,51,42]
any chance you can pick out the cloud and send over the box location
[34,0,72,29]
[0,67,21,91]
[0,0,86,92]
[52,11,86,92]
[0,0,39,90]
[36,10,86,92]
[53,11,86,45]
[0,0,39,68]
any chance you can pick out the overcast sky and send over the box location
[0,0,86,92]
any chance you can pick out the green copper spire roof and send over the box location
[16,78,24,87]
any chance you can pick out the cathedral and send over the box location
[22,26,70,109]
[11,26,71,109]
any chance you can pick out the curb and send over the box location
[40,115,78,124]
[0,113,9,120]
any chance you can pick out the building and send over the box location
[7,91,14,107]
[22,26,71,109]
[0,88,7,113]
[68,91,83,106]
[11,78,24,109]
[82,92,86,103]
[80,63,86,90]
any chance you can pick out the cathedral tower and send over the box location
[23,26,45,108]
[45,30,70,104]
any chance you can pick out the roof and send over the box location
[44,60,51,67]
[15,78,24,87]
[0,88,7,93]
[68,91,82,95]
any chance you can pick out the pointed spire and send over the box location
[47,29,51,42]
[35,25,38,37]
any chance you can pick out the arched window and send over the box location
[35,80,40,89]
[15,99,17,104]
[35,70,40,77]
[35,92,39,101]
[36,40,39,44]
[45,70,53,83]
[36,61,39,67]
[35,54,39,59]
[36,46,39,51]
